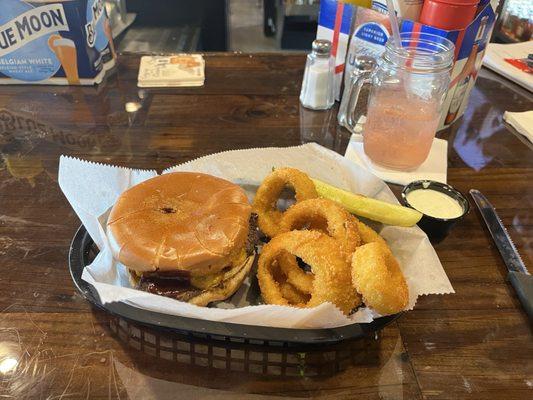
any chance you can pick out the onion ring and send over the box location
[258,230,361,314]
[280,282,310,306]
[277,251,314,293]
[351,242,408,315]
[252,168,318,237]
[265,252,312,306]
[279,198,361,260]
[267,257,310,306]
[357,221,387,247]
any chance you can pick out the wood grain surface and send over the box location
[0,53,531,399]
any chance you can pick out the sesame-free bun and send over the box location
[107,172,251,275]
[189,252,255,306]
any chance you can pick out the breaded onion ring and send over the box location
[351,242,408,315]
[252,168,318,237]
[258,230,361,314]
[279,198,361,260]
[357,221,387,246]
[280,282,310,306]
[266,252,312,306]
[268,256,310,306]
[277,251,314,293]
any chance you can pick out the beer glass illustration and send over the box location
[104,19,117,60]
[48,34,81,85]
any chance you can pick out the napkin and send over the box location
[483,42,533,92]
[58,144,454,329]
[344,134,448,186]
[503,110,533,143]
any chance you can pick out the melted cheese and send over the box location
[190,246,248,289]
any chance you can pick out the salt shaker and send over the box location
[299,40,335,110]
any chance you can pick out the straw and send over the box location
[386,0,402,48]
[385,0,412,95]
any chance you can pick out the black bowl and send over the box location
[401,180,470,242]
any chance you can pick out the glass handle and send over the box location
[338,55,376,133]
[345,72,372,131]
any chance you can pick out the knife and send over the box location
[470,189,533,320]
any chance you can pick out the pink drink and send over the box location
[363,90,440,170]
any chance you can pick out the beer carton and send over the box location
[316,0,356,100]
[0,0,116,85]
[400,0,499,129]
[317,0,423,100]
[343,4,391,91]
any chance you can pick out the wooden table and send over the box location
[0,54,531,399]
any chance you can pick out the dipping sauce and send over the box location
[406,189,464,219]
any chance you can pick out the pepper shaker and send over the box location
[337,55,376,133]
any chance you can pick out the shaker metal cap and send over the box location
[353,55,376,72]
[312,40,332,56]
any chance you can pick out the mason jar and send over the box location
[339,33,454,170]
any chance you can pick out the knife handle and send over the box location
[508,271,533,320]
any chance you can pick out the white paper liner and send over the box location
[59,143,454,329]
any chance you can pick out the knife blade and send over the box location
[470,189,533,320]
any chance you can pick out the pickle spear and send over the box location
[312,179,422,227]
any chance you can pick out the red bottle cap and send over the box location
[419,0,479,30]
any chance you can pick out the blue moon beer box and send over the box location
[0,0,116,85]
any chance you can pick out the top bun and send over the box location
[107,172,251,274]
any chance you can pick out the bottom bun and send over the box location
[189,252,255,306]
[128,251,256,307]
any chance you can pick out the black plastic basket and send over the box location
[69,225,400,347]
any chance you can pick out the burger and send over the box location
[106,172,258,306]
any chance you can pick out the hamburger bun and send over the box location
[107,172,251,275]
[106,172,256,305]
